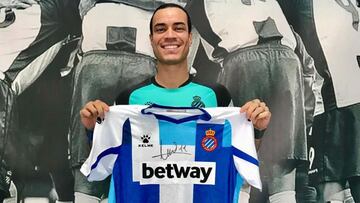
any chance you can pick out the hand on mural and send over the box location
[80,100,110,130]
[241,99,271,131]
[0,0,37,9]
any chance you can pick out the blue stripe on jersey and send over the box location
[233,173,244,203]
[232,147,259,166]
[108,176,116,203]
[111,119,159,202]
[193,123,237,203]
[89,145,121,172]
[222,120,232,147]
[159,120,197,145]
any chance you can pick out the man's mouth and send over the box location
[162,44,180,50]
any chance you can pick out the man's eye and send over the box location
[175,27,185,31]
[155,28,165,32]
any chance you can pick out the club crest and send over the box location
[201,129,218,152]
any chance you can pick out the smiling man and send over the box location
[80,3,271,203]
[148,5,193,88]
[81,3,270,129]
[150,6,191,64]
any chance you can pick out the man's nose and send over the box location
[164,28,176,38]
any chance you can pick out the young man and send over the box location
[185,1,315,202]
[70,1,200,202]
[80,3,271,202]
[1,0,81,202]
[80,3,270,129]
[277,0,360,202]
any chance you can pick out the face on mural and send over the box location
[150,7,192,65]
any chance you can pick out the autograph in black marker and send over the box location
[152,141,192,160]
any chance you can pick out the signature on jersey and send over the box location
[152,141,192,160]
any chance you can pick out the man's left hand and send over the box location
[240,99,271,131]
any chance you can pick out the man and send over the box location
[0,0,81,201]
[69,1,197,202]
[185,0,314,202]
[80,3,271,202]
[68,0,163,202]
[277,0,360,202]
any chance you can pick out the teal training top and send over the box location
[115,76,232,107]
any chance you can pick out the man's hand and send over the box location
[0,0,37,9]
[80,100,110,130]
[240,99,271,131]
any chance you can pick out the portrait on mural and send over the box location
[0,0,359,202]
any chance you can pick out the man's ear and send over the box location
[149,34,154,45]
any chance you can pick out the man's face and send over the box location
[150,7,192,65]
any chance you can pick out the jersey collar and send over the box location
[151,75,193,88]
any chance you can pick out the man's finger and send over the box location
[93,102,106,120]
[85,103,99,118]
[259,102,266,108]
[252,99,261,104]
[257,111,271,120]
[245,102,259,119]
[80,109,92,118]
[240,101,250,112]
[250,106,265,121]
[241,99,261,112]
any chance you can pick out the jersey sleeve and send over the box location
[80,106,128,181]
[227,110,262,190]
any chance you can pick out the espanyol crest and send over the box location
[201,129,218,152]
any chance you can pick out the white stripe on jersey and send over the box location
[160,184,193,203]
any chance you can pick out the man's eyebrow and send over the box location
[173,22,186,26]
[154,22,186,27]
[154,23,166,27]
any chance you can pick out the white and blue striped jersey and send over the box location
[81,104,261,203]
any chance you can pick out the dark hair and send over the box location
[149,3,192,35]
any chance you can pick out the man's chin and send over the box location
[159,57,184,65]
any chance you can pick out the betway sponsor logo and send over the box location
[139,161,216,185]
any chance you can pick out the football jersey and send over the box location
[81,104,261,203]
[69,75,232,168]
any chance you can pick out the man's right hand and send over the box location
[80,100,109,130]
